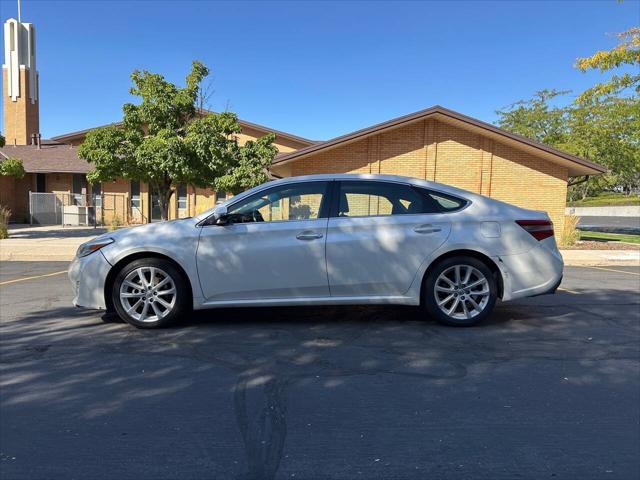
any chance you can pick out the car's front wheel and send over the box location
[424,256,497,327]
[112,258,189,328]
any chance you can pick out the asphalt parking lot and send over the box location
[0,262,639,480]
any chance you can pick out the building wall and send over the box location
[2,67,39,146]
[45,172,72,194]
[0,173,33,222]
[282,119,569,231]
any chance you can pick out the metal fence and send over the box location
[28,192,137,226]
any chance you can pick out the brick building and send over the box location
[1,16,605,230]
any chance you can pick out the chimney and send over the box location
[31,133,36,145]
[36,132,41,149]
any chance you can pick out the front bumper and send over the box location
[68,251,112,310]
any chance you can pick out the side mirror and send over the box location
[212,205,229,225]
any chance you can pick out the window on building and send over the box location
[71,174,88,205]
[91,183,102,207]
[130,181,141,209]
[177,184,188,210]
[72,174,87,194]
[216,191,227,204]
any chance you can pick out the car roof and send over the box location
[270,173,473,197]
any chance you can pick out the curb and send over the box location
[560,249,640,267]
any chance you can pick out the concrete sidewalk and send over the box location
[1,224,639,265]
[560,249,640,267]
[1,225,106,261]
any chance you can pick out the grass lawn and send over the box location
[568,192,639,207]
[579,230,640,244]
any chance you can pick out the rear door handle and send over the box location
[413,224,442,234]
[296,231,324,241]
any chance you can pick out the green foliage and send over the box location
[576,27,640,101]
[567,192,639,207]
[108,215,123,232]
[578,231,640,245]
[0,158,26,178]
[496,91,639,198]
[0,133,5,148]
[567,96,639,197]
[496,89,570,146]
[497,20,640,201]
[78,61,277,220]
[214,134,278,194]
[0,206,11,239]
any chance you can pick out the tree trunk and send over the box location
[160,189,173,221]
[153,181,174,222]
[581,181,590,201]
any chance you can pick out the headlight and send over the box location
[76,238,115,258]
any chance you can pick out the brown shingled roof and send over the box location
[51,109,317,147]
[0,143,91,174]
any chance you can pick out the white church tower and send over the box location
[3,15,39,145]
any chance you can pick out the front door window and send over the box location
[226,181,329,223]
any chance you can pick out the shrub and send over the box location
[108,215,123,232]
[0,206,11,239]
[559,215,580,246]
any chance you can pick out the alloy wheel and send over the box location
[434,264,490,320]
[119,266,177,323]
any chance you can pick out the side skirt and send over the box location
[195,295,419,310]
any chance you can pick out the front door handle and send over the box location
[413,224,442,234]
[296,231,324,241]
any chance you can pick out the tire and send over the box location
[423,256,497,327]
[112,258,190,329]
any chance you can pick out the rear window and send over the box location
[416,188,468,213]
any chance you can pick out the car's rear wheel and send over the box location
[424,256,497,327]
[112,258,189,328]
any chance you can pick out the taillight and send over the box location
[516,219,554,241]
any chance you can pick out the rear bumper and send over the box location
[68,251,111,310]
[498,240,564,301]
[531,274,563,297]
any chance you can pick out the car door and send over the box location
[326,180,453,297]
[196,181,331,302]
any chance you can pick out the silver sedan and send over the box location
[69,174,564,328]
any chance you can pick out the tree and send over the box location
[0,158,25,178]
[495,91,639,199]
[496,89,570,146]
[576,27,640,102]
[0,133,5,148]
[78,61,278,221]
[496,21,640,200]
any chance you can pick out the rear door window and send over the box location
[334,181,443,217]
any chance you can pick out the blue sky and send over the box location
[0,0,638,140]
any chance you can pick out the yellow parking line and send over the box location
[0,270,67,286]
[585,266,640,277]
[558,287,579,294]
